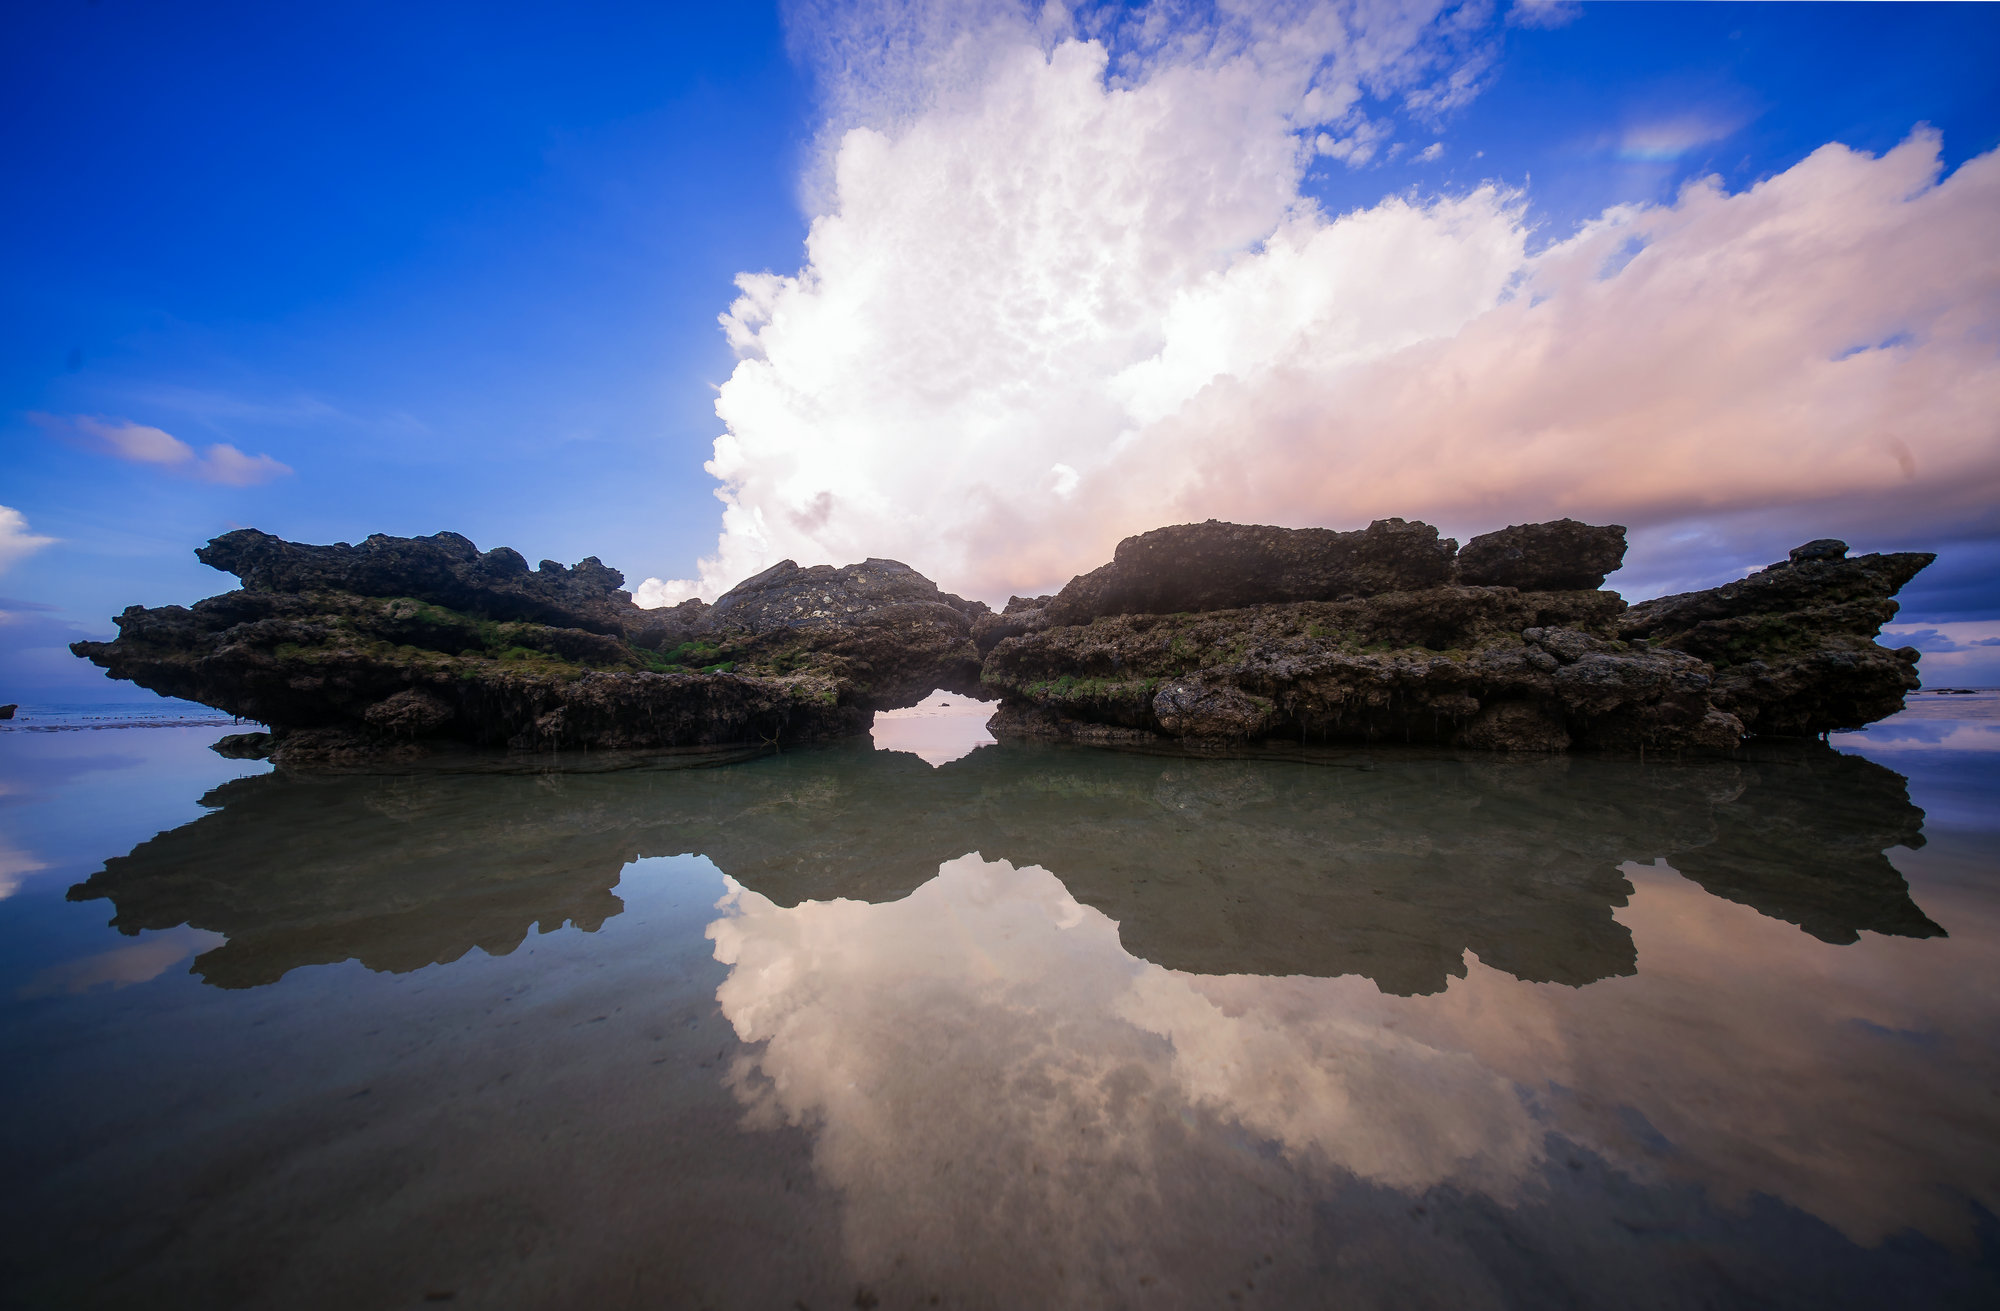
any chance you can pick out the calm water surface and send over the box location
[2,693,1997,1309]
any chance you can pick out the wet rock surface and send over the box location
[1618,540,1935,738]
[73,516,1934,762]
[73,532,985,765]
[983,519,1932,752]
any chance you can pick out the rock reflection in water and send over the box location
[707,847,1996,1307]
[712,853,1545,1302]
[70,740,1937,994]
[46,738,1995,1306]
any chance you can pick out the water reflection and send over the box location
[712,853,1546,1303]
[71,740,1938,994]
[712,848,1999,1300]
[28,735,2000,1306]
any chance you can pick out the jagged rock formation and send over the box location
[1618,540,1933,737]
[73,531,986,765]
[196,528,642,635]
[74,515,1931,761]
[982,519,1931,751]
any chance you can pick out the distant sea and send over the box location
[0,699,250,731]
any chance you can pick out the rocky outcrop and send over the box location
[73,532,986,765]
[1457,518,1627,590]
[692,557,987,710]
[197,528,643,636]
[1618,539,1933,737]
[1043,517,1457,625]
[981,519,1931,752]
[73,516,1934,762]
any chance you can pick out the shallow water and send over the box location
[2,694,1997,1308]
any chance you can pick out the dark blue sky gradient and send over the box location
[4,2,1997,696]
[1309,2,2000,238]
[3,0,810,670]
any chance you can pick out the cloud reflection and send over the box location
[709,853,1544,1299]
[708,848,2000,1285]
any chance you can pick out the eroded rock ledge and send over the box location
[73,529,987,765]
[73,516,1931,761]
[981,519,1931,751]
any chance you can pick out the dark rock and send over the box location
[711,557,987,630]
[628,598,712,651]
[1457,519,1627,591]
[971,593,1058,657]
[983,520,1929,753]
[1043,518,1457,625]
[211,731,273,759]
[1790,539,1848,564]
[362,689,456,737]
[1619,544,1935,735]
[73,519,1936,763]
[0,703,14,720]
[704,558,987,711]
[1152,678,1279,739]
[198,528,643,637]
[74,530,987,765]
[981,588,1733,752]
[1455,701,1570,752]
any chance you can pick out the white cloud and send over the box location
[193,441,294,486]
[33,413,292,486]
[1507,0,1580,31]
[649,5,2000,607]
[631,576,704,608]
[0,507,56,574]
[1616,114,1742,162]
[0,837,51,900]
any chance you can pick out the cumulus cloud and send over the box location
[0,507,56,573]
[640,3,2000,607]
[33,413,292,486]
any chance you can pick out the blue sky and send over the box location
[5,1,1999,699]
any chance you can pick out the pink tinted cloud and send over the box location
[0,506,56,573]
[34,414,292,486]
[1123,131,2000,545]
[671,19,1998,609]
